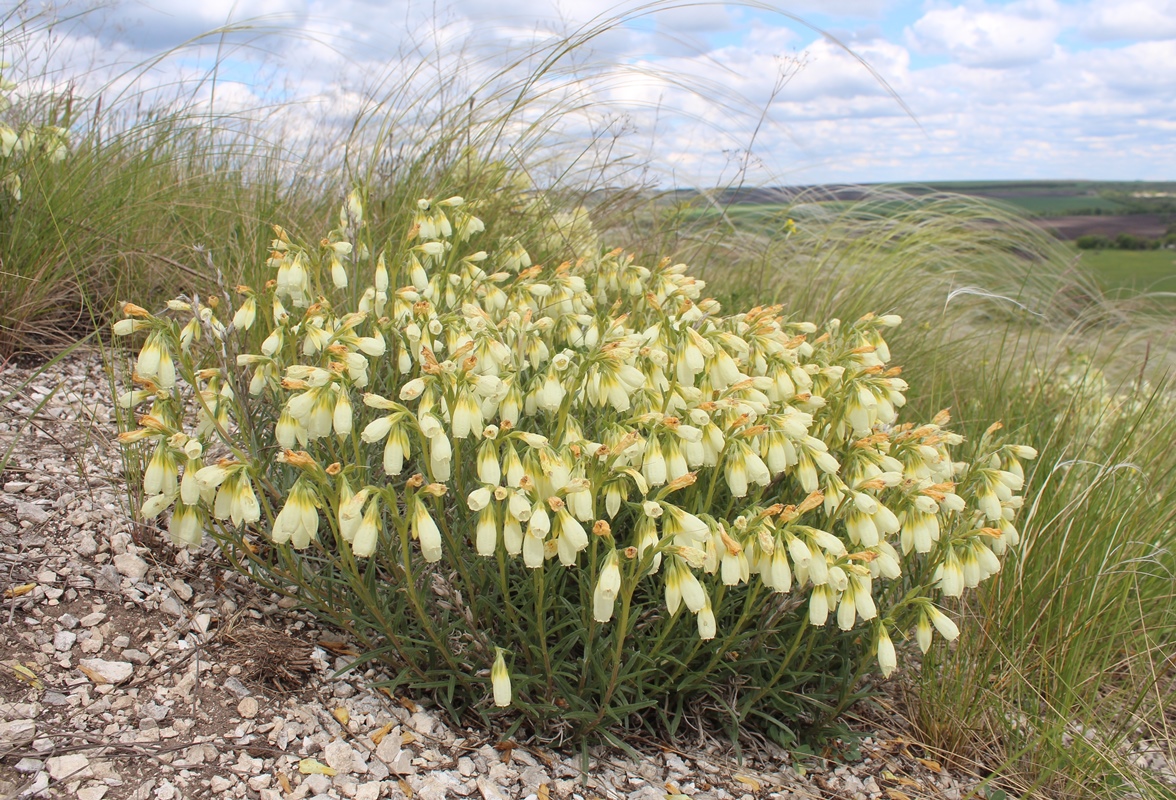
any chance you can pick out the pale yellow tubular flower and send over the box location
[938,547,965,597]
[338,487,368,542]
[232,296,256,331]
[467,486,492,512]
[664,558,683,615]
[766,547,791,593]
[725,448,749,498]
[877,625,897,677]
[276,409,306,450]
[333,391,353,436]
[475,506,499,557]
[636,516,662,575]
[412,500,443,562]
[331,256,348,290]
[168,501,203,548]
[143,443,179,498]
[361,415,394,443]
[180,457,202,506]
[140,492,174,519]
[476,440,501,486]
[491,648,511,707]
[118,388,153,409]
[916,612,934,654]
[429,433,452,482]
[136,331,161,376]
[451,390,483,439]
[228,472,261,527]
[696,596,717,640]
[836,586,857,631]
[522,526,545,568]
[179,317,200,352]
[261,328,283,357]
[809,585,831,626]
[352,498,381,557]
[929,606,960,641]
[112,318,148,336]
[592,549,622,622]
[554,509,588,566]
[273,480,320,549]
[308,388,335,440]
[384,426,410,476]
[503,511,524,556]
[678,561,707,613]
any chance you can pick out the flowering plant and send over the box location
[0,64,70,202]
[113,189,1036,741]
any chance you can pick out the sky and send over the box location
[4,0,1176,186]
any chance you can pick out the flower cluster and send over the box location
[114,189,1036,709]
[0,65,70,201]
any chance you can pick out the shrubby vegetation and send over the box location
[1076,232,1175,250]
[111,187,1037,744]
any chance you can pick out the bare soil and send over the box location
[1033,213,1172,240]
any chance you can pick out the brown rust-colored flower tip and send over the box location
[796,490,825,515]
[592,520,611,538]
[122,302,151,318]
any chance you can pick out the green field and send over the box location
[995,194,1130,214]
[1077,247,1176,296]
[676,180,1176,218]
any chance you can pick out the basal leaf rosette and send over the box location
[113,191,1036,735]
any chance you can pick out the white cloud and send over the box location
[1080,0,1176,42]
[5,1,1176,185]
[906,0,1062,68]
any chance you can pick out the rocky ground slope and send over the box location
[0,351,1018,800]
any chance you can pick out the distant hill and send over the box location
[668,181,1176,218]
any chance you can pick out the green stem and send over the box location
[740,614,812,716]
[533,565,554,702]
[433,494,481,630]
[398,512,466,675]
[580,565,637,738]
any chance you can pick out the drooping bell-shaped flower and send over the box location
[491,648,511,708]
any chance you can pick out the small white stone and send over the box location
[209,775,233,793]
[375,734,401,764]
[408,712,435,737]
[159,596,184,617]
[303,773,332,794]
[78,658,134,684]
[237,697,259,719]
[0,719,37,743]
[79,612,107,627]
[54,630,77,651]
[354,781,383,800]
[324,739,359,774]
[477,778,508,800]
[46,753,91,781]
[76,785,109,800]
[113,553,149,581]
